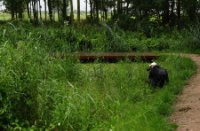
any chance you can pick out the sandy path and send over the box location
[170,54,200,131]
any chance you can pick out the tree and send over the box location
[86,0,88,18]
[177,0,181,22]
[48,0,53,21]
[182,0,198,21]
[44,0,47,21]
[62,0,67,20]
[25,0,31,19]
[94,0,100,22]
[31,0,39,23]
[39,0,42,20]
[89,0,94,19]
[69,0,74,23]
[3,0,25,20]
[77,0,80,22]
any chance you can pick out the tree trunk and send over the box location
[70,0,74,23]
[11,10,15,20]
[57,0,61,22]
[32,0,38,23]
[18,11,23,20]
[162,0,170,24]
[29,2,32,20]
[63,0,67,20]
[53,0,56,21]
[48,0,53,22]
[18,1,23,20]
[188,0,197,21]
[113,3,116,16]
[77,0,80,22]
[86,0,88,18]
[89,0,93,19]
[117,0,122,15]
[95,1,99,22]
[26,1,31,19]
[39,0,42,20]
[177,0,181,26]
[44,0,47,21]
[105,9,108,20]
[126,1,130,14]
[10,2,15,20]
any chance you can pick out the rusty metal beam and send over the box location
[70,52,159,63]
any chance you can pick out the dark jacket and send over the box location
[148,65,169,87]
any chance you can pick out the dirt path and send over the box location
[170,54,200,131]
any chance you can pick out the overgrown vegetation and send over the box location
[0,0,200,129]
[0,42,196,130]
[1,22,200,53]
[0,23,197,130]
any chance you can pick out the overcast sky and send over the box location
[71,0,87,11]
[0,1,87,11]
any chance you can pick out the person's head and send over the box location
[149,62,157,68]
[147,62,158,71]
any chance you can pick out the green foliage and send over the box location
[0,42,80,129]
[109,55,196,131]
[1,22,200,53]
[180,24,200,52]
[0,23,198,130]
[0,42,196,130]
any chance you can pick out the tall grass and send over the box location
[0,43,196,130]
[107,55,196,130]
[1,22,200,53]
[0,42,81,129]
[179,24,200,53]
[0,23,197,130]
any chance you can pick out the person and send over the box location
[147,62,169,87]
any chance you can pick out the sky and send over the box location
[0,1,87,11]
[0,2,5,10]
[72,0,87,11]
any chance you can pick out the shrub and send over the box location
[0,42,80,129]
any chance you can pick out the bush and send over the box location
[0,43,80,129]
[181,25,200,52]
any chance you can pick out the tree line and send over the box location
[0,0,200,27]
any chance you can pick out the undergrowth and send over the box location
[0,22,198,130]
[0,42,196,130]
[1,22,200,53]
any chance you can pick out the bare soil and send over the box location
[170,54,200,131]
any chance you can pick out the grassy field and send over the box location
[0,23,197,130]
[0,12,10,20]
[0,11,94,21]
[80,56,196,130]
